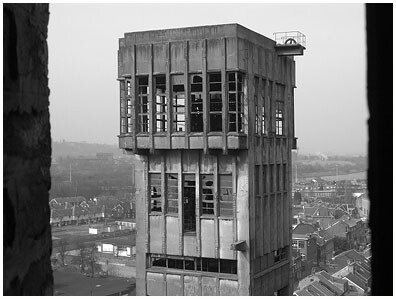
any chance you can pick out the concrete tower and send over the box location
[117,24,305,295]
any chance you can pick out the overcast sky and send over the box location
[48,3,367,156]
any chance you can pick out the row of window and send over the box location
[120,72,285,136]
[149,254,237,275]
[150,173,233,233]
[255,164,288,195]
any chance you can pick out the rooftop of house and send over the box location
[295,270,347,296]
[304,204,334,218]
[345,272,367,291]
[292,223,316,235]
[50,196,87,204]
[324,249,369,274]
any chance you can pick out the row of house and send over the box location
[292,201,368,248]
[292,215,369,286]
[49,196,135,227]
[50,205,104,226]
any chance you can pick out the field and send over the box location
[53,269,135,296]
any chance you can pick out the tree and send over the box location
[58,239,68,266]
[78,242,96,275]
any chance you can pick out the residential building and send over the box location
[303,203,335,229]
[50,205,105,226]
[292,224,318,278]
[117,24,305,295]
[323,218,366,249]
[313,233,334,268]
[49,196,87,209]
[332,259,371,295]
[294,270,350,296]
[322,249,370,275]
[355,193,370,218]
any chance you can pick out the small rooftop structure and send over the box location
[274,31,306,56]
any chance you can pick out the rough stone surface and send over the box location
[3,3,53,295]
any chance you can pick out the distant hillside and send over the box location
[52,141,124,158]
[292,152,367,181]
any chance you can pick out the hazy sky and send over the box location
[48,3,367,155]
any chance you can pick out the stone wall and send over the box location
[3,3,52,295]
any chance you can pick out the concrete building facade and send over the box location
[117,24,304,295]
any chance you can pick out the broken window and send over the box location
[168,258,184,269]
[254,77,259,134]
[219,174,233,217]
[201,258,219,272]
[166,174,178,214]
[281,248,288,261]
[137,76,149,133]
[228,72,244,132]
[120,79,131,134]
[120,80,127,134]
[127,117,132,134]
[120,118,126,134]
[262,79,267,135]
[172,75,185,132]
[154,75,167,132]
[276,100,284,136]
[220,259,238,274]
[149,173,161,212]
[190,74,203,132]
[201,174,214,215]
[208,73,222,132]
[149,254,237,274]
[183,174,196,233]
[126,79,131,96]
[151,255,167,267]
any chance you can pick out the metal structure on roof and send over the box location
[274,31,306,56]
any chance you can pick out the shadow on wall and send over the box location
[3,3,53,295]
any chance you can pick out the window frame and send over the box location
[227,72,245,133]
[137,76,150,133]
[190,74,204,133]
[201,174,215,215]
[219,173,233,218]
[166,173,178,215]
[149,173,162,213]
[275,100,284,136]
[154,75,168,133]
[171,75,186,133]
[183,174,196,233]
[208,72,223,132]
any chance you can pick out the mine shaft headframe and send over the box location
[273,31,306,56]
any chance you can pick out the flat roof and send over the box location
[120,23,275,48]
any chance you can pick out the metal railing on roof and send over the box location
[273,31,306,48]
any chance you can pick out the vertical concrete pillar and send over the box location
[4,3,52,295]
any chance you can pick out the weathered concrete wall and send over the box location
[3,3,52,295]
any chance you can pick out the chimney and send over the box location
[347,260,354,274]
